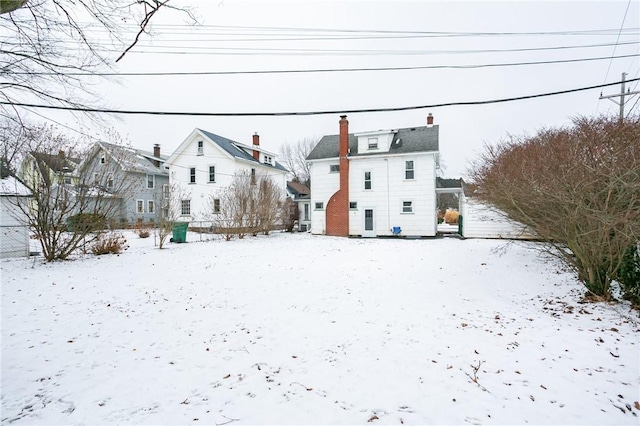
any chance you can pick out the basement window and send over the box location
[181,199,191,216]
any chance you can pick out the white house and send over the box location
[0,172,31,258]
[165,128,289,223]
[307,114,440,237]
[286,181,311,231]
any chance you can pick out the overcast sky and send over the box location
[35,0,640,177]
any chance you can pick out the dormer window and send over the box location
[100,152,106,164]
[368,138,378,149]
[197,140,204,156]
[264,155,273,165]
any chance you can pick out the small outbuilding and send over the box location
[0,167,32,258]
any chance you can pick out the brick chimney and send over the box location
[325,115,350,236]
[153,144,160,167]
[427,113,434,126]
[252,133,260,161]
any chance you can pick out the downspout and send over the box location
[385,158,390,231]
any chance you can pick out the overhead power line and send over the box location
[5,78,639,117]
[14,53,639,77]
[78,22,640,38]
[109,40,640,57]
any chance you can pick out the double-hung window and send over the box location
[405,161,415,180]
[148,200,155,214]
[189,167,196,184]
[213,198,221,213]
[197,141,204,155]
[137,200,145,214]
[181,199,191,215]
[402,201,413,213]
[364,171,372,190]
[147,174,154,189]
[208,166,216,183]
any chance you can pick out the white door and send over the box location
[363,208,376,237]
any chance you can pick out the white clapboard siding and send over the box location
[461,197,535,240]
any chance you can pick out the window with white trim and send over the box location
[197,140,204,155]
[368,137,378,149]
[181,199,191,215]
[329,164,339,173]
[137,199,145,214]
[364,171,372,190]
[402,201,413,213]
[303,203,310,221]
[208,166,216,183]
[349,201,358,209]
[315,202,324,210]
[405,160,415,180]
[107,173,114,189]
[148,200,155,214]
[147,174,154,189]
[162,184,169,199]
[213,198,221,213]
[189,167,196,184]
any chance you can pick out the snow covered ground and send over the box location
[1,231,638,425]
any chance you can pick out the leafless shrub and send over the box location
[468,115,640,299]
[91,232,128,255]
[208,171,285,240]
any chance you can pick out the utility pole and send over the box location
[599,72,640,121]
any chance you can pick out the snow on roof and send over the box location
[0,176,31,196]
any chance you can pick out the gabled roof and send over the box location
[287,181,310,196]
[85,142,168,176]
[31,152,80,174]
[169,128,289,173]
[0,175,31,196]
[307,125,439,160]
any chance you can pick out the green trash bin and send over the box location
[172,222,189,243]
